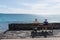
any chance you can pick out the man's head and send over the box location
[35,18,37,22]
[45,19,47,21]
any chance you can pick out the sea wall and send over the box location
[8,23,60,30]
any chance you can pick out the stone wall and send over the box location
[8,23,60,31]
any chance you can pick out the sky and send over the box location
[0,0,60,15]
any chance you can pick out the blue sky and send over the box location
[0,0,60,15]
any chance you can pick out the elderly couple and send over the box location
[34,18,48,30]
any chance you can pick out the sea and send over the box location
[0,14,60,32]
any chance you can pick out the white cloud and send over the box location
[52,3,60,8]
[31,4,48,10]
[45,0,60,3]
[0,0,60,15]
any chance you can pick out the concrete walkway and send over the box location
[1,38,60,40]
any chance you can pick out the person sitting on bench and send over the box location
[43,19,48,30]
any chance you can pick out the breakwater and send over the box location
[8,23,60,31]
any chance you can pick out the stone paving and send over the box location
[1,38,60,40]
[0,30,60,39]
[0,31,31,39]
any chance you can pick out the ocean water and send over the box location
[0,14,60,31]
[0,14,43,31]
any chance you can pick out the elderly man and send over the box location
[43,19,48,30]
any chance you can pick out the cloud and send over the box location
[0,0,60,15]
